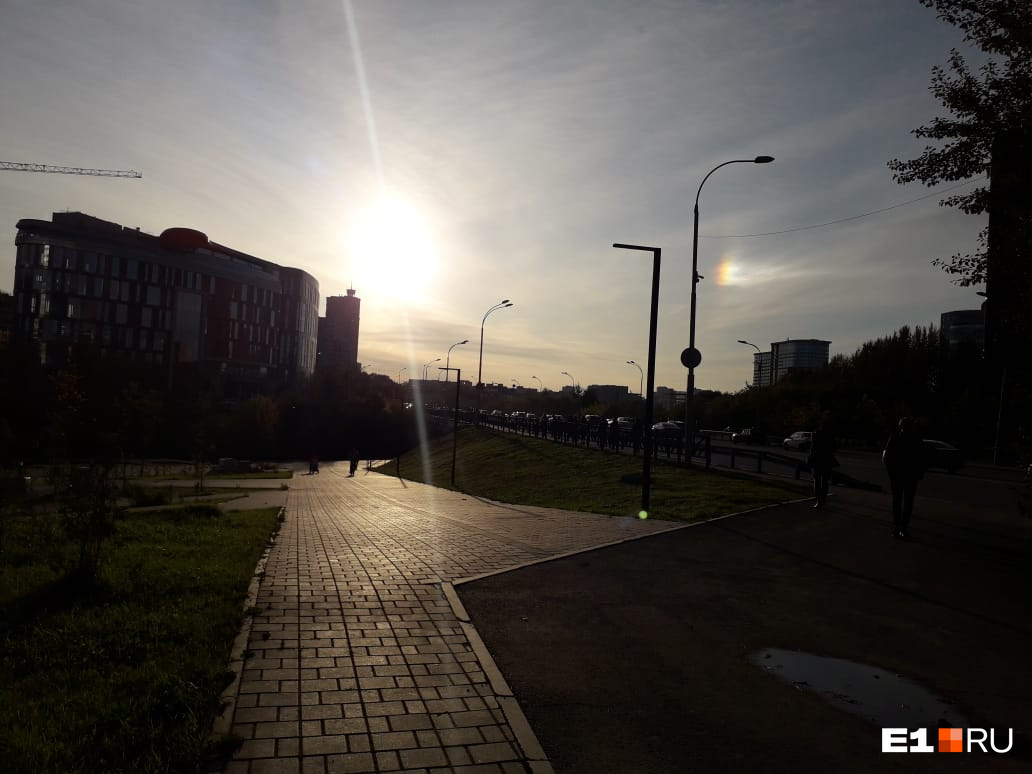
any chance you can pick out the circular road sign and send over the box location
[680,347,702,369]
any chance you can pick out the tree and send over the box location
[888,0,1032,285]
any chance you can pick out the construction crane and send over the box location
[1,161,141,178]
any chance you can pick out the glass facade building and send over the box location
[12,212,319,386]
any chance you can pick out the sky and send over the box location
[0,0,988,395]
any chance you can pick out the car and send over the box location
[652,421,681,437]
[783,431,813,451]
[732,428,765,444]
[923,439,963,473]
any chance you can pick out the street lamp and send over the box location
[531,375,544,391]
[561,370,576,393]
[423,358,441,381]
[684,156,774,456]
[476,300,513,418]
[445,339,468,382]
[626,360,644,399]
[613,243,662,516]
[738,339,762,388]
[397,367,407,383]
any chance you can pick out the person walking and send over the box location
[348,447,360,477]
[882,417,926,539]
[807,426,836,509]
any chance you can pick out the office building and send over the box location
[587,384,630,405]
[316,288,361,371]
[940,308,985,352]
[11,212,319,388]
[751,339,831,385]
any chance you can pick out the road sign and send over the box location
[681,347,702,369]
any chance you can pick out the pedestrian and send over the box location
[882,417,926,539]
[807,426,837,509]
[349,447,360,477]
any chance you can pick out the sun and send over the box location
[343,194,438,301]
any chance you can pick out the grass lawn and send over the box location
[377,427,805,522]
[0,502,282,773]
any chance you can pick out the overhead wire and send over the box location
[699,177,984,239]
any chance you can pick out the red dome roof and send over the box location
[159,227,208,251]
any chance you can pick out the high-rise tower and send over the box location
[316,288,361,370]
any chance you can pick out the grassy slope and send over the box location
[380,427,804,522]
[0,505,282,773]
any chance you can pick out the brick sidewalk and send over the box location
[220,462,680,773]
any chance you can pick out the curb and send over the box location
[442,581,555,773]
[210,505,285,744]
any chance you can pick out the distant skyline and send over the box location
[1,0,986,393]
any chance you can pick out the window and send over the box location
[109,279,120,299]
[41,244,50,267]
[126,259,138,280]
[82,252,94,273]
[146,285,161,305]
[141,307,152,327]
[116,304,127,324]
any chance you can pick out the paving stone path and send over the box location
[222,462,681,774]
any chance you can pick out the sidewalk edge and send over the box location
[443,581,555,773]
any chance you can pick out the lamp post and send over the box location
[397,367,407,383]
[626,360,644,399]
[684,156,774,458]
[531,375,543,391]
[438,367,462,486]
[423,358,440,381]
[613,243,662,516]
[476,300,513,419]
[561,370,576,393]
[738,339,762,388]
[445,339,468,382]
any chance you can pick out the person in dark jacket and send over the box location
[882,417,926,539]
[807,427,836,508]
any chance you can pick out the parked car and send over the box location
[783,431,813,451]
[923,439,963,473]
[732,428,765,444]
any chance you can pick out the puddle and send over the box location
[748,648,969,728]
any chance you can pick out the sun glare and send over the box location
[344,194,438,301]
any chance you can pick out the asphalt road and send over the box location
[458,486,1032,773]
